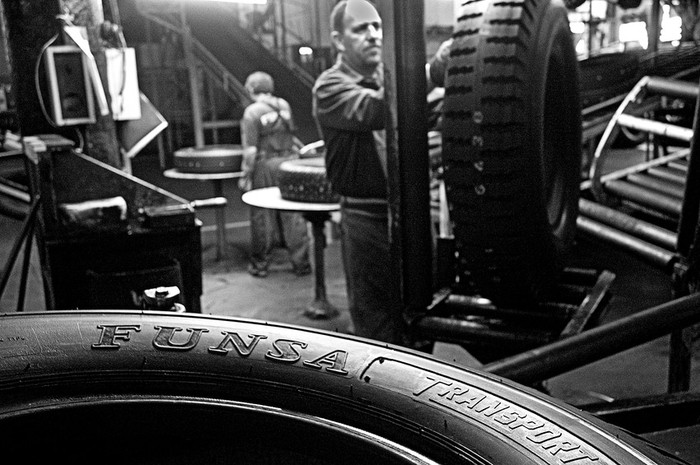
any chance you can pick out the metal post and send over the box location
[314,0,322,51]
[392,1,432,310]
[15,215,35,312]
[649,0,661,55]
[272,0,278,52]
[668,329,692,392]
[279,0,286,62]
[668,76,700,392]
[378,2,404,321]
[675,76,700,258]
[180,2,205,148]
[587,0,595,54]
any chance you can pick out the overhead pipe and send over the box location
[484,292,700,385]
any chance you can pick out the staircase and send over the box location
[579,76,699,273]
[134,0,319,146]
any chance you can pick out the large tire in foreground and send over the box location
[443,0,582,304]
[0,311,686,464]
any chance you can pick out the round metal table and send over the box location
[242,187,340,319]
[163,168,243,260]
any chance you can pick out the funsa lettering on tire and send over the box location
[90,323,614,465]
[92,324,351,374]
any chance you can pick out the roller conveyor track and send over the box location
[580,76,699,271]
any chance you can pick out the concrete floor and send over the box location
[2,151,700,462]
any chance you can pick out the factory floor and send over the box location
[1,150,700,462]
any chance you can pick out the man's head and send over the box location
[330,0,382,75]
[245,71,274,97]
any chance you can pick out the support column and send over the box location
[379,2,433,317]
[377,2,404,323]
[649,0,661,54]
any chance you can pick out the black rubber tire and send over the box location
[0,311,687,464]
[442,0,582,304]
[278,156,340,203]
[173,145,244,173]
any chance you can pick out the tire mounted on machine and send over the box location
[442,0,582,304]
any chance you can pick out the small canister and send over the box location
[141,286,186,312]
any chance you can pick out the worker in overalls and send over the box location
[239,71,311,278]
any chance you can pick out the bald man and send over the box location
[312,0,400,344]
[313,0,450,345]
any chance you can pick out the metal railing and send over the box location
[220,0,318,87]
[134,0,251,108]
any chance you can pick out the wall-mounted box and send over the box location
[44,45,96,126]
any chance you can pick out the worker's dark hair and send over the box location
[330,1,348,34]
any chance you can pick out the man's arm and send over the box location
[314,73,385,131]
[240,145,257,176]
[239,110,259,191]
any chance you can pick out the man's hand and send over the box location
[238,173,253,192]
[238,146,257,192]
[427,38,453,89]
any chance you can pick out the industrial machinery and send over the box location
[16,135,205,312]
[1,0,700,461]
